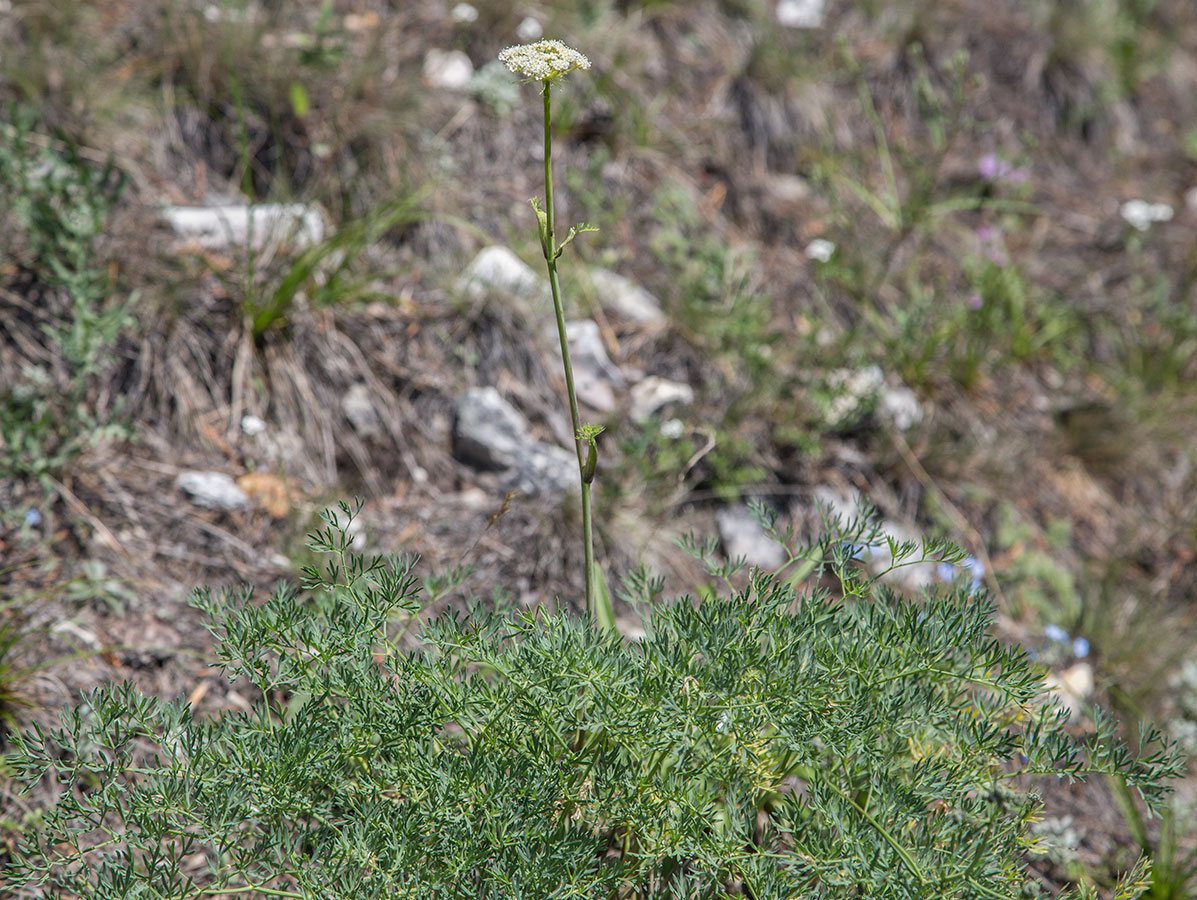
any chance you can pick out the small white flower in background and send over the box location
[499,39,590,81]
[241,414,266,436]
[516,16,543,41]
[1119,199,1173,231]
[450,2,478,24]
[805,238,835,262]
[659,418,685,439]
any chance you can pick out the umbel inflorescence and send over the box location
[499,39,590,82]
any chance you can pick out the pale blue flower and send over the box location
[24,508,41,527]
[1072,637,1090,659]
[1044,624,1069,644]
[963,556,985,591]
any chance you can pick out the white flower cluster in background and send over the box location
[1119,199,1173,231]
[499,40,590,81]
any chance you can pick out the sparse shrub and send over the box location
[0,105,133,481]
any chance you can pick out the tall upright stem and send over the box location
[541,80,596,623]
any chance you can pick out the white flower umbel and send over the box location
[499,39,590,82]
[1120,199,1174,232]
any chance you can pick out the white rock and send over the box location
[717,505,786,571]
[516,443,577,497]
[590,268,666,326]
[878,383,923,431]
[175,471,249,511]
[660,418,685,439]
[564,319,625,412]
[423,49,474,91]
[628,376,694,423]
[52,619,100,649]
[805,238,836,262]
[1045,662,1095,719]
[459,246,545,300]
[163,203,326,253]
[777,0,825,28]
[342,383,380,436]
[455,387,531,470]
[453,387,575,497]
[240,414,266,436]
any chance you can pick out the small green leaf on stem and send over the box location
[554,222,598,260]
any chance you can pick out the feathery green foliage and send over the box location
[6,502,1182,899]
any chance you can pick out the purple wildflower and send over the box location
[978,153,1029,185]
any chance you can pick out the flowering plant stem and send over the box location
[539,80,598,625]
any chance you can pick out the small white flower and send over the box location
[516,16,543,41]
[1120,199,1173,231]
[499,39,590,82]
[450,2,478,24]
[805,238,835,262]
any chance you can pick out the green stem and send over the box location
[540,79,596,623]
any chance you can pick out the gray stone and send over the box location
[459,246,545,301]
[454,387,575,497]
[342,383,381,437]
[564,319,624,412]
[628,376,694,423]
[175,471,249,511]
[163,203,326,253]
[454,387,530,470]
[716,505,785,571]
[590,268,666,327]
[515,444,577,497]
[777,0,825,28]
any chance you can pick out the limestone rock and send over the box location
[459,246,545,301]
[163,203,326,253]
[175,471,249,511]
[453,387,575,498]
[628,376,694,423]
[565,319,625,412]
[590,268,666,327]
[342,383,381,437]
[717,505,785,571]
